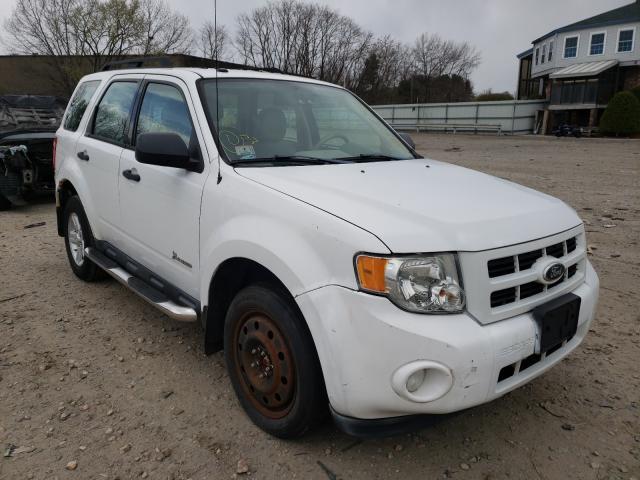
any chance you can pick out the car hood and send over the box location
[235,159,582,253]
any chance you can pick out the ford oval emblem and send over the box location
[542,262,566,283]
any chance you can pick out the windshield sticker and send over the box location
[235,145,256,159]
[219,130,258,157]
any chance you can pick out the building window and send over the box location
[535,47,539,65]
[618,29,635,53]
[564,36,579,58]
[542,44,547,64]
[589,32,605,55]
[549,41,554,61]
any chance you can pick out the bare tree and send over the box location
[75,0,143,71]
[234,0,371,84]
[197,21,228,60]
[138,0,192,55]
[3,0,195,94]
[412,33,480,79]
[4,0,92,92]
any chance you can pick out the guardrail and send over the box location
[390,123,502,135]
[372,99,549,135]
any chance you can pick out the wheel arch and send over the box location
[204,257,313,357]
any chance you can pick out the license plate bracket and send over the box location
[533,293,581,353]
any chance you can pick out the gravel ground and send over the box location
[1,133,639,480]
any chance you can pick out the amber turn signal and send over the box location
[356,255,388,293]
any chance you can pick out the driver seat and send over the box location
[256,108,296,157]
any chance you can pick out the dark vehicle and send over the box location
[0,95,66,209]
[553,123,582,138]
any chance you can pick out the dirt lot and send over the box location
[1,133,639,480]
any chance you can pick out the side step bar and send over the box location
[84,247,198,323]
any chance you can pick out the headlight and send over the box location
[355,253,465,314]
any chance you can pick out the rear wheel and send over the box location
[63,196,102,281]
[224,284,326,438]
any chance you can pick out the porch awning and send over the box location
[550,60,618,79]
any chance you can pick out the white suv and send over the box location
[55,67,599,438]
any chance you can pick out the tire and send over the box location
[224,284,326,438]
[63,195,102,281]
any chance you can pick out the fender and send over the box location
[56,161,101,239]
[199,173,391,308]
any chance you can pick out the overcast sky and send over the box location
[0,0,631,93]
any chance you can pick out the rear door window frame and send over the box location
[86,79,142,148]
[63,80,102,132]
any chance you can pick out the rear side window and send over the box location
[63,80,100,131]
[92,81,138,145]
[135,83,193,145]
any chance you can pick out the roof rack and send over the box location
[101,56,172,71]
[100,55,287,75]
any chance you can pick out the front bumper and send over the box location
[296,261,599,423]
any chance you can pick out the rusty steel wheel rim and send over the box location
[233,311,295,419]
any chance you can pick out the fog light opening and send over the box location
[406,369,426,393]
[391,360,453,403]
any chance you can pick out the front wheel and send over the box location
[224,284,326,438]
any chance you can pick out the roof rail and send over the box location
[100,54,299,77]
[101,56,172,71]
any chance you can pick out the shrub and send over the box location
[600,91,640,136]
[630,85,640,103]
[475,89,514,102]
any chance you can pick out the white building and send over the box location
[517,1,640,130]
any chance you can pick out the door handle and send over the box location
[122,168,140,182]
[77,150,89,161]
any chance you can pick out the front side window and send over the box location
[590,33,605,55]
[618,29,634,52]
[64,80,100,131]
[542,44,547,64]
[535,47,539,65]
[549,41,554,61]
[135,83,194,146]
[199,79,414,164]
[92,82,138,144]
[564,36,579,58]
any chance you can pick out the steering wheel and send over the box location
[315,133,349,150]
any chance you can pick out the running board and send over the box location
[84,247,198,323]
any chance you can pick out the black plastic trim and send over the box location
[94,240,200,311]
[56,204,64,236]
[330,406,452,438]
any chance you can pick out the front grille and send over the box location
[488,257,515,278]
[518,250,543,270]
[488,236,582,309]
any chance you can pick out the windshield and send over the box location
[199,78,415,165]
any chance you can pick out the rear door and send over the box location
[117,76,208,296]
[74,76,142,244]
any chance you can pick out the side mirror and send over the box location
[398,132,416,150]
[135,132,194,170]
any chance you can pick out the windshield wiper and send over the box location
[334,153,403,162]
[231,155,349,166]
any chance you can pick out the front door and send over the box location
[117,77,208,297]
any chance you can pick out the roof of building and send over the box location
[549,59,619,79]
[533,0,640,44]
[517,48,533,59]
